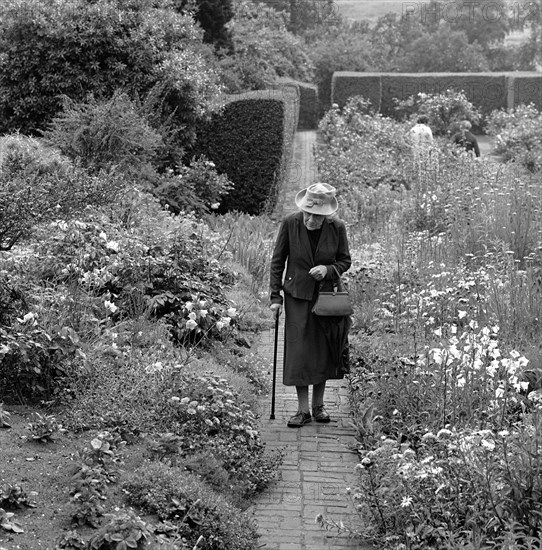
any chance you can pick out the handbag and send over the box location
[312,266,354,317]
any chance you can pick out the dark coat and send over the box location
[269,211,352,304]
[452,130,480,157]
[269,211,352,386]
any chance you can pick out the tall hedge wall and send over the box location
[331,72,542,117]
[330,72,381,112]
[507,73,542,110]
[272,78,318,129]
[193,87,299,215]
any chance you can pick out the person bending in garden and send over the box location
[452,120,480,157]
[269,183,352,428]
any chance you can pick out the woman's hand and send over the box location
[309,265,327,281]
[270,303,282,318]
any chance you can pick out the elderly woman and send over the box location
[269,183,352,428]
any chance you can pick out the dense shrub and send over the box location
[43,92,163,176]
[153,156,234,216]
[124,462,259,550]
[486,103,542,172]
[0,0,221,146]
[152,370,283,498]
[218,0,313,93]
[393,89,482,136]
[317,99,413,203]
[193,96,290,214]
[0,134,122,251]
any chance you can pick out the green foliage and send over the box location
[486,103,542,172]
[193,97,286,214]
[87,509,155,550]
[307,25,375,110]
[43,93,163,176]
[317,99,413,201]
[420,0,510,48]
[218,0,313,93]
[176,0,234,49]
[0,507,23,533]
[152,370,283,499]
[399,26,490,72]
[0,484,32,510]
[123,461,260,550]
[153,156,234,216]
[394,90,482,136]
[0,0,221,143]
[0,134,122,251]
[27,412,62,443]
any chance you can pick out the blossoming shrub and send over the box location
[331,414,542,549]
[393,90,482,136]
[318,99,414,199]
[124,461,259,550]
[0,189,239,400]
[152,371,283,499]
[486,103,542,172]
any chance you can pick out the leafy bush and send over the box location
[153,156,234,216]
[218,0,313,93]
[43,92,163,177]
[0,134,122,251]
[317,99,413,203]
[486,103,542,172]
[152,370,283,499]
[0,0,220,138]
[394,90,482,136]
[123,461,260,550]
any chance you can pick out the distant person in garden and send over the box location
[452,120,480,157]
[408,115,433,149]
[269,183,352,428]
[408,115,435,182]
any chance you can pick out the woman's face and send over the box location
[303,211,325,231]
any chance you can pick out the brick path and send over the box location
[249,131,372,549]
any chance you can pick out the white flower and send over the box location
[186,319,197,330]
[180,397,190,405]
[106,241,119,252]
[199,309,208,318]
[199,300,207,308]
[226,307,237,317]
[481,439,495,451]
[211,202,220,210]
[185,301,194,311]
[170,396,180,402]
[188,312,197,321]
[17,312,36,324]
[104,300,118,313]
[99,231,107,240]
[400,496,413,508]
[457,310,467,319]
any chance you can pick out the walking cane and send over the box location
[270,309,280,420]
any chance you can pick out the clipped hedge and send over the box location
[273,78,318,129]
[508,73,542,110]
[193,87,299,215]
[331,72,521,118]
[331,72,381,112]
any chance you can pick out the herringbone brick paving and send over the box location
[249,131,372,549]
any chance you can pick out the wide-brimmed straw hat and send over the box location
[295,183,338,216]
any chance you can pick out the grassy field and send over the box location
[335,0,404,21]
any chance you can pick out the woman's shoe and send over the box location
[287,411,312,428]
[312,405,331,423]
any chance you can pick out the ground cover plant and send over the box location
[316,94,542,549]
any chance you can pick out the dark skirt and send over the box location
[283,293,350,386]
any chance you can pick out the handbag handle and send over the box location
[319,265,344,293]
